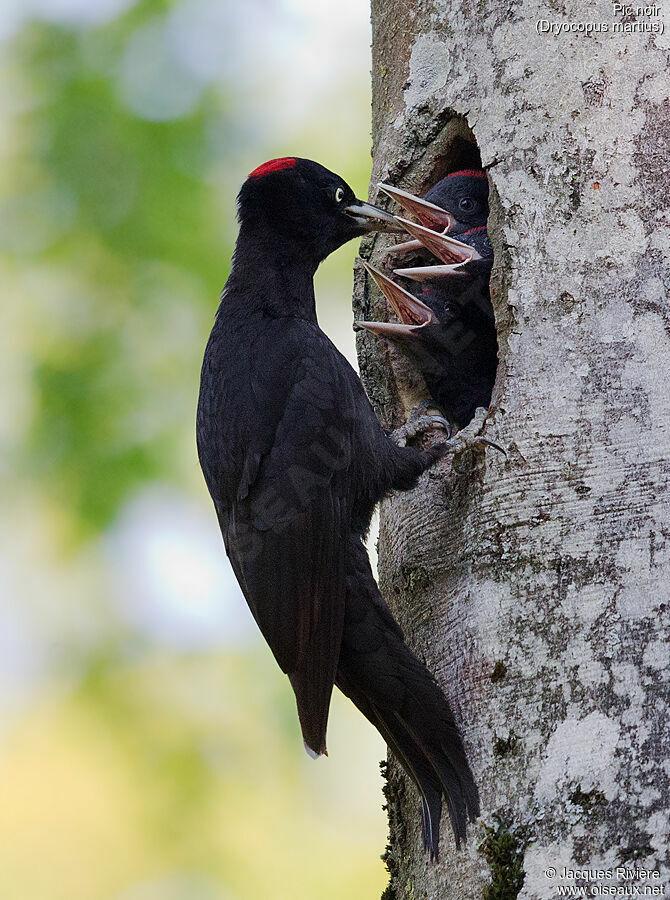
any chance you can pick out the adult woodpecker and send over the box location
[357,170,498,429]
[197,157,479,857]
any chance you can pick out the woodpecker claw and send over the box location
[477,437,507,455]
[378,183,456,232]
[392,405,451,447]
[443,407,506,469]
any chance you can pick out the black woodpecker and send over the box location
[196,157,479,857]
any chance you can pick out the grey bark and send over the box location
[354,2,670,897]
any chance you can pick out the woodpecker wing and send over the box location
[206,319,378,756]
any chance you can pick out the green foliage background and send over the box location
[0,2,387,897]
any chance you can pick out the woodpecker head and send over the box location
[423,170,489,234]
[378,169,489,236]
[237,157,399,263]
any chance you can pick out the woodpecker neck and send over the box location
[229,224,320,321]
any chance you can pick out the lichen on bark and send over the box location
[358,1,670,898]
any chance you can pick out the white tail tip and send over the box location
[304,741,327,760]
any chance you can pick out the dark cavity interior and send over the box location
[377,122,499,431]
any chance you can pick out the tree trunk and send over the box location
[355,3,670,897]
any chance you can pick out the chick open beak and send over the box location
[355,262,437,340]
[393,217,481,265]
[378,183,456,232]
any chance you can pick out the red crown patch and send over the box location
[447,169,487,178]
[248,158,297,178]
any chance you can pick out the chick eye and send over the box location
[334,187,345,203]
[459,197,475,211]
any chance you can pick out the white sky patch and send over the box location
[0,590,45,714]
[0,0,137,40]
[105,485,255,650]
[0,494,107,713]
[0,0,372,161]
[117,17,206,121]
[31,0,136,26]
[113,873,223,900]
[113,0,370,129]
[0,0,26,43]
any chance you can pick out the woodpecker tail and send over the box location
[336,539,479,858]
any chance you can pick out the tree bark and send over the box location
[355,2,670,897]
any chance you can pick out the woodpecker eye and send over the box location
[459,197,475,211]
[334,187,345,204]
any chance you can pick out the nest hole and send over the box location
[370,116,502,432]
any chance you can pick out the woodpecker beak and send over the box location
[344,200,403,232]
[387,237,425,255]
[394,264,470,282]
[355,262,437,340]
[393,217,481,265]
[378,184,483,269]
[378,183,456,232]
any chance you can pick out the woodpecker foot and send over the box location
[392,401,452,447]
[443,407,506,471]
